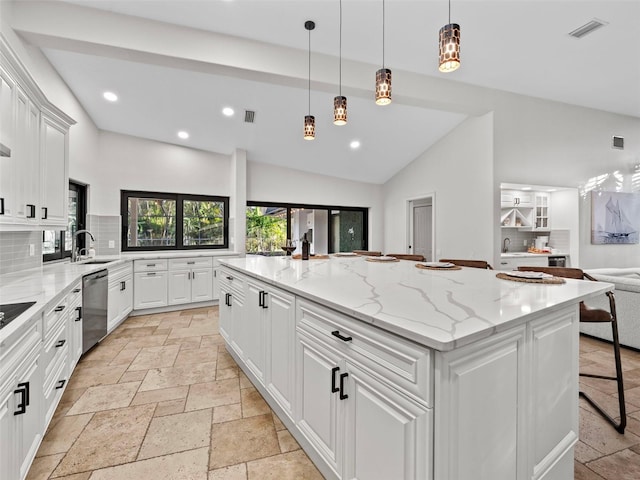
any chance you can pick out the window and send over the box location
[122,190,229,251]
[43,181,86,262]
[246,202,367,255]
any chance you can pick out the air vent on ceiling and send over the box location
[568,18,608,39]
[612,136,624,150]
[244,110,256,123]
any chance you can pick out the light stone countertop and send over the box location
[220,255,610,351]
[0,250,240,344]
[500,252,569,258]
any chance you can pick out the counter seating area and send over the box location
[439,259,494,270]
[385,254,426,261]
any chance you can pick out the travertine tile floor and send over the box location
[25,306,640,480]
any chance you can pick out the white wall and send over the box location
[247,160,384,252]
[383,113,494,262]
[550,189,580,265]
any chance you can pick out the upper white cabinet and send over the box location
[0,38,74,230]
[500,190,534,208]
[534,192,550,230]
[501,189,551,231]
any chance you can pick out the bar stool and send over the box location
[386,254,426,261]
[517,266,627,433]
[353,250,382,257]
[439,259,494,270]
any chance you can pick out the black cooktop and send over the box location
[0,301,37,330]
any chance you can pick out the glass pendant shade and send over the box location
[438,23,461,72]
[375,68,392,105]
[333,96,347,126]
[304,115,316,140]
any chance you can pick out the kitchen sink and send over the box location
[0,301,37,329]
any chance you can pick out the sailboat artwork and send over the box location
[592,192,640,244]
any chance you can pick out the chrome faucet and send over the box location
[71,229,95,262]
[502,237,511,253]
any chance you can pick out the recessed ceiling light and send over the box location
[350,140,361,149]
[547,189,557,192]
[222,107,235,117]
[103,91,118,102]
[521,186,532,190]
[177,131,189,139]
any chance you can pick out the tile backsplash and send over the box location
[0,231,42,275]
[501,229,570,253]
[87,215,121,255]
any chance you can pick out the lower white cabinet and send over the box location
[168,257,214,306]
[107,262,133,332]
[498,255,548,271]
[67,284,83,367]
[134,271,168,309]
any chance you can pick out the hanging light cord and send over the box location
[448,0,451,24]
[339,0,342,96]
[308,27,311,115]
[382,0,385,68]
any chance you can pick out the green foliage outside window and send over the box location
[246,206,287,254]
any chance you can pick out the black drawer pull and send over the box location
[0,197,4,215]
[13,382,29,415]
[262,291,268,309]
[54,305,65,312]
[26,204,35,218]
[75,306,82,321]
[147,263,156,267]
[339,373,349,400]
[331,330,352,342]
[187,261,195,265]
[56,379,66,390]
[120,281,126,291]
[72,288,81,293]
[331,366,340,393]
[41,207,48,219]
[225,293,232,307]
[147,272,156,276]
[226,276,234,281]
[55,339,66,348]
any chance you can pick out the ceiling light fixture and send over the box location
[375,0,391,105]
[103,91,118,102]
[438,0,461,73]
[177,131,189,139]
[350,140,361,149]
[334,0,347,125]
[222,107,235,117]
[304,20,316,140]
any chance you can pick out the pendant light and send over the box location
[333,0,347,125]
[375,0,391,106]
[438,0,461,73]
[304,20,316,140]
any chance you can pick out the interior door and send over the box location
[411,198,433,261]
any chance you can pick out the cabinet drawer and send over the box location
[0,315,41,380]
[108,261,133,282]
[67,282,82,306]
[43,295,68,336]
[296,299,433,407]
[134,259,168,272]
[43,318,68,380]
[219,267,245,299]
[43,345,68,425]
[169,257,213,269]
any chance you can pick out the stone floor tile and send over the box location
[153,328,172,336]
[108,347,141,366]
[579,407,640,455]
[164,336,203,350]
[174,346,218,366]
[272,411,286,431]
[209,414,280,469]
[118,370,147,383]
[167,324,217,339]
[574,461,606,480]
[67,382,140,415]
[143,316,163,327]
[154,398,186,417]
[26,454,64,480]
[131,385,189,406]
[246,449,323,480]
[217,351,237,369]
[623,386,640,409]
[241,387,270,418]
[212,404,242,424]
[575,440,605,464]
[138,409,212,460]
[277,429,301,453]
[122,334,168,349]
[208,463,247,480]
[185,379,241,411]
[200,334,225,349]
[66,363,128,390]
[139,362,217,391]
[238,370,252,389]
[184,307,211,316]
[81,344,125,364]
[89,447,209,480]
[587,449,640,480]
[110,326,159,339]
[128,344,180,371]
[157,316,192,330]
[54,473,92,480]
[216,366,239,380]
[37,413,93,457]
[52,404,155,477]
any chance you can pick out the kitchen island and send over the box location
[218,255,611,480]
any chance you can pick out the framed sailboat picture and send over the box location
[591,191,640,244]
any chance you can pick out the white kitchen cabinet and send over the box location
[14,90,41,225]
[0,66,17,224]
[39,114,68,227]
[134,271,168,309]
[219,270,246,358]
[107,262,133,332]
[244,280,267,382]
[498,255,548,271]
[501,190,534,208]
[67,283,83,367]
[534,192,550,230]
[168,257,213,305]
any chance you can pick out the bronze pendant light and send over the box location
[304,20,316,140]
[375,0,391,105]
[439,0,461,72]
[334,0,347,125]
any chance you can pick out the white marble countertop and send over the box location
[500,252,569,258]
[0,250,240,344]
[219,255,611,351]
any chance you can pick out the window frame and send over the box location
[43,181,86,262]
[121,190,229,252]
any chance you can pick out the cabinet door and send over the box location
[133,272,168,309]
[120,276,133,319]
[191,268,213,303]
[265,286,295,419]
[0,388,16,480]
[212,267,220,300]
[343,362,431,480]
[168,269,190,305]
[295,332,343,478]
[15,355,42,480]
[40,115,68,226]
[245,281,266,383]
[219,284,233,343]
[0,66,16,223]
[107,280,121,331]
[228,291,246,359]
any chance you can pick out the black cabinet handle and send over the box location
[41,207,48,219]
[55,339,66,348]
[120,281,126,291]
[54,305,65,312]
[331,366,340,393]
[26,204,35,218]
[0,197,4,215]
[187,261,195,265]
[75,306,82,321]
[262,291,268,309]
[331,330,352,342]
[214,270,217,278]
[72,288,81,293]
[56,379,66,390]
[258,291,263,307]
[147,272,156,276]
[339,373,349,400]
[147,263,156,267]
[14,382,29,415]
[225,293,232,307]
[226,276,234,281]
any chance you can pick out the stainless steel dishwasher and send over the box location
[82,269,108,354]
